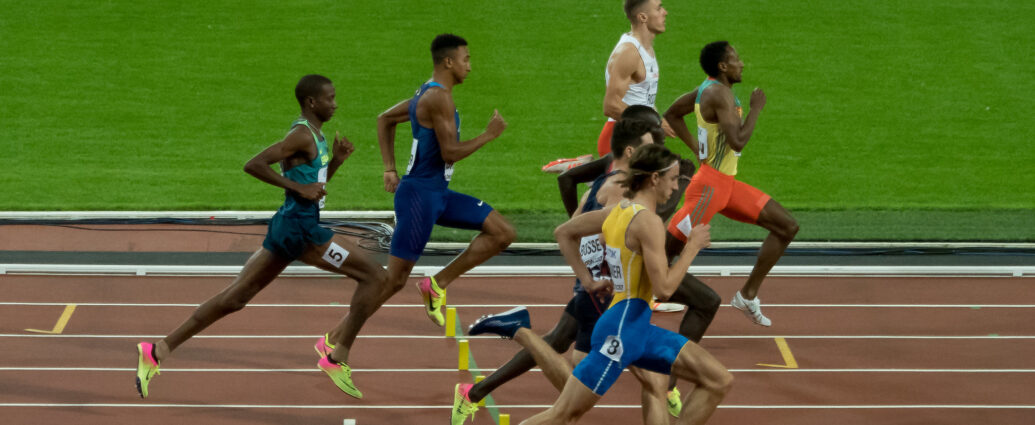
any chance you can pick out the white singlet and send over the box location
[604,33,659,115]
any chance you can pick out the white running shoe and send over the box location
[730,291,771,327]
[652,300,686,313]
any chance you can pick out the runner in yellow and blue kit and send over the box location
[470,144,732,425]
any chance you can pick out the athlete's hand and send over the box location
[383,170,400,193]
[661,118,677,139]
[486,109,507,139]
[333,132,355,161]
[584,278,614,303]
[297,182,327,201]
[749,88,766,112]
[687,224,712,251]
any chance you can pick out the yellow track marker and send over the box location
[499,413,510,425]
[756,337,798,368]
[458,339,470,370]
[446,307,457,337]
[26,304,77,334]
[475,375,486,406]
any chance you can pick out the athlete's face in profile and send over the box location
[641,0,667,34]
[312,83,338,122]
[722,46,745,84]
[447,46,472,84]
[655,160,680,202]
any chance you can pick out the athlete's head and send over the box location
[611,119,655,160]
[621,144,680,200]
[621,105,664,143]
[295,74,336,121]
[625,0,666,34]
[700,41,744,82]
[431,33,471,83]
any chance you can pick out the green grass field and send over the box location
[2,1,1033,241]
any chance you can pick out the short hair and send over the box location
[624,0,651,22]
[620,144,680,197]
[610,119,655,159]
[295,74,332,108]
[700,41,731,78]
[621,105,664,143]
[431,33,468,64]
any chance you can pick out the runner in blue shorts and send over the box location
[375,34,515,328]
[134,75,388,400]
[456,119,670,424]
[470,144,731,425]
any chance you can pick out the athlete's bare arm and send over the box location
[555,207,616,296]
[704,85,766,152]
[325,132,355,182]
[630,213,711,300]
[244,127,326,201]
[663,89,700,158]
[419,88,506,163]
[603,44,644,120]
[557,155,613,217]
[376,98,412,193]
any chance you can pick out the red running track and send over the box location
[1,274,1033,424]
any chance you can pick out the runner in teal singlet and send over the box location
[134,75,386,400]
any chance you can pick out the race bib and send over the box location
[406,138,419,174]
[579,235,605,279]
[444,163,454,182]
[598,334,624,363]
[604,246,625,293]
[318,167,328,209]
[697,127,709,160]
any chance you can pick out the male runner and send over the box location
[135,75,387,399]
[375,34,515,328]
[472,144,732,425]
[665,41,799,326]
[597,0,668,157]
[452,119,667,424]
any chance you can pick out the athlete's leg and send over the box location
[627,366,670,425]
[512,327,574,391]
[298,235,389,364]
[663,272,721,391]
[469,310,578,401]
[434,209,516,289]
[741,198,798,299]
[154,248,290,360]
[669,342,733,425]
[520,375,602,425]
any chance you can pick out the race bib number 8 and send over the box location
[604,246,625,293]
[599,334,624,363]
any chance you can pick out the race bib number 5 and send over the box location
[599,335,624,362]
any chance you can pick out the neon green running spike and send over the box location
[452,383,479,425]
[667,387,683,418]
[135,342,161,398]
[318,356,362,399]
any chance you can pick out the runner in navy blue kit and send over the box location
[453,119,670,424]
[375,34,515,329]
[135,75,387,400]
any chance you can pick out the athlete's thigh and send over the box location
[670,340,729,389]
[435,189,493,230]
[666,175,726,241]
[755,197,797,235]
[299,235,386,283]
[720,179,771,224]
[629,325,689,375]
[390,182,444,262]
